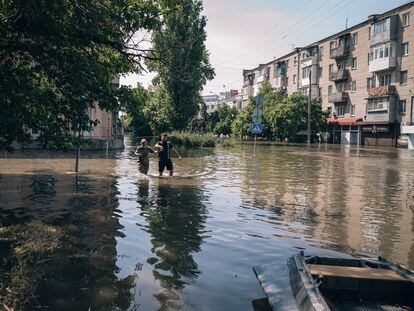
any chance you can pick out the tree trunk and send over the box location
[75,144,80,173]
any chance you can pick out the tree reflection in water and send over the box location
[0,173,138,310]
[137,180,208,310]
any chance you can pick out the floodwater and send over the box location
[1,135,414,310]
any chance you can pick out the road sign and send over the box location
[252,123,263,134]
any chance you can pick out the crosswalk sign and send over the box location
[252,123,263,134]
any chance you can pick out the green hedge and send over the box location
[168,132,217,147]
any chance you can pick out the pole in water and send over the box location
[307,70,312,145]
[106,140,109,156]
[254,135,257,155]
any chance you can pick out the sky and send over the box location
[121,0,411,95]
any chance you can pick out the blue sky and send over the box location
[122,0,411,94]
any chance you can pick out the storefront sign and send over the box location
[362,125,389,133]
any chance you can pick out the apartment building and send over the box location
[202,94,219,113]
[242,1,414,148]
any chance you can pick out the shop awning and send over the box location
[327,118,362,126]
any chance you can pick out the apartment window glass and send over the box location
[379,73,392,86]
[294,56,297,66]
[328,85,333,95]
[337,82,346,92]
[402,42,409,56]
[400,100,407,114]
[319,87,322,97]
[367,98,388,111]
[352,57,357,70]
[337,105,345,117]
[330,41,336,50]
[373,20,387,34]
[367,77,374,89]
[329,64,334,73]
[293,74,297,84]
[351,81,356,92]
[352,33,358,44]
[301,67,310,79]
[403,12,410,27]
[401,71,408,85]
[351,105,356,116]
[319,67,323,78]
[319,46,324,57]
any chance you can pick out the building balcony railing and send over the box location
[370,31,392,45]
[329,45,350,59]
[368,85,397,97]
[328,91,349,103]
[329,69,349,82]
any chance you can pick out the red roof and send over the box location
[327,118,363,126]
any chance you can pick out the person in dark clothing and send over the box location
[155,134,182,176]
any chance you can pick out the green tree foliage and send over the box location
[118,84,152,135]
[143,85,175,135]
[0,0,159,150]
[209,104,238,135]
[231,101,255,138]
[148,0,215,130]
[265,93,329,142]
[231,83,329,141]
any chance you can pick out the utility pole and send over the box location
[307,70,312,145]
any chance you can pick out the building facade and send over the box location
[242,1,414,147]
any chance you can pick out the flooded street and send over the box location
[1,135,414,310]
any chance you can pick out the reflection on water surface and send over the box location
[0,136,413,310]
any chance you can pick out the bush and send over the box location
[168,132,217,147]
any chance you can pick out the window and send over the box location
[401,71,408,85]
[352,57,357,70]
[367,77,374,89]
[373,20,387,35]
[402,42,409,56]
[319,87,322,97]
[351,105,356,116]
[403,12,410,27]
[293,74,297,84]
[285,77,289,86]
[379,73,392,86]
[294,56,297,66]
[211,105,215,110]
[319,67,323,78]
[328,85,333,95]
[337,105,345,117]
[330,41,336,50]
[352,33,358,44]
[302,67,310,79]
[367,98,389,111]
[319,46,324,57]
[338,59,347,70]
[337,82,346,92]
[351,81,356,92]
[286,60,289,67]
[400,100,407,114]
[329,64,334,73]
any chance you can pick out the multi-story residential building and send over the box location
[202,94,219,113]
[242,1,414,148]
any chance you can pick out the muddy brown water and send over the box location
[0,135,413,310]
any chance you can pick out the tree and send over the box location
[209,104,238,135]
[143,85,175,135]
[231,100,255,138]
[148,0,215,130]
[0,0,159,153]
[265,93,329,142]
[188,100,209,133]
[118,84,152,136]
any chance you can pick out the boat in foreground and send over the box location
[253,251,414,311]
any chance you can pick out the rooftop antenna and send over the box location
[291,44,295,51]
[345,18,348,29]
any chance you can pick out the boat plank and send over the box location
[308,264,407,282]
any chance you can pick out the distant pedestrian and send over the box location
[155,134,182,176]
[135,139,156,175]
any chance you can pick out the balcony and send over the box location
[401,123,414,134]
[329,69,349,82]
[368,85,397,97]
[328,91,349,103]
[329,45,350,59]
[368,55,396,72]
[370,16,398,45]
[300,55,318,68]
[365,97,400,123]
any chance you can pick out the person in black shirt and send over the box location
[155,134,182,176]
